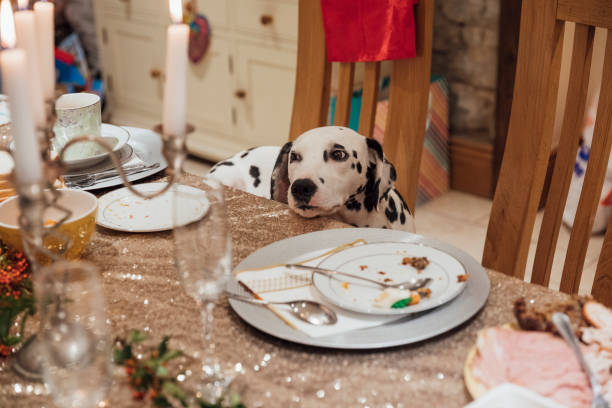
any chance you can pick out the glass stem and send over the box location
[200,300,215,342]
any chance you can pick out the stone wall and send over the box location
[432,0,500,143]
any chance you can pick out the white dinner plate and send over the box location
[59,123,130,169]
[96,182,209,232]
[66,126,167,190]
[313,242,468,315]
[228,228,490,349]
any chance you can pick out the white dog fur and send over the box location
[207,126,415,231]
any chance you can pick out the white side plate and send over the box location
[96,183,209,232]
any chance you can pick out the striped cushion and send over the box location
[373,77,450,206]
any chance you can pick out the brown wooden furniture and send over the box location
[483,0,612,306]
[288,0,434,212]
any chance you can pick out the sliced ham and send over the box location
[470,327,612,408]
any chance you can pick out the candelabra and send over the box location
[8,98,193,380]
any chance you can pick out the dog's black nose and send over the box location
[291,178,317,203]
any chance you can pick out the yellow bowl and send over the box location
[0,189,98,260]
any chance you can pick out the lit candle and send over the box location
[33,0,54,101]
[0,0,42,184]
[14,0,45,126]
[162,0,189,137]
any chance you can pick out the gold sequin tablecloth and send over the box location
[0,183,572,408]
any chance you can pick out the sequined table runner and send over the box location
[0,178,571,407]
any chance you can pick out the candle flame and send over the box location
[0,0,16,49]
[169,0,182,24]
[17,0,28,11]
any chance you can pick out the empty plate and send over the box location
[96,182,209,232]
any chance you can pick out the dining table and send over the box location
[0,173,573,408]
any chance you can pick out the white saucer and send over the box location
[96,182,209,232]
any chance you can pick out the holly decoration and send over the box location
[114,330,246,408]
[0,240,34,357]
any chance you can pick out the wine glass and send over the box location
[35,261,111,408]
[172,176,232,398]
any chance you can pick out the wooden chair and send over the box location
[483,0,612,306]
[288,0,434,212]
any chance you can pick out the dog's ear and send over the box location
[270,141,292,203]
[363,138,397,211]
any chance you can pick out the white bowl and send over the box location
[57,123,130,170]
[464,384,567,408]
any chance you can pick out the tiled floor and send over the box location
[186,157,602,295]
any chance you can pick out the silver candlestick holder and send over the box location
[8,96,194,380]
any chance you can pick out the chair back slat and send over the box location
[358,62,381,137]
[593,224,612,306]
[557,0,612,30]
[289,0,331,141]
[482,0,565,278]
[382,0,434,210]
[334,62,356,126]
[531,24,595,287]
[559,30,612,294]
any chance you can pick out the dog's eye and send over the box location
[330,150,348,161]
[289,152,302,162]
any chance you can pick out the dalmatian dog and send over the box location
[207,126,415,231]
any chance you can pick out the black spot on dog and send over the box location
[385,197,398,223]
[363,162,380,212]
[400,211,406,225]
[353,150,358,159]
[351,163,355,169]
[319,178,325,184]
[209,168,216,174]
[396,192,412,215]
[344,196,361,211]
[323,151,328,162]
[249,165,261,188]
[366,138,383,161]
[382,226,388,229]
[357,184,366,194]
[240,151,250,158]
[217,161,234,167]
[356,162,362,174]
[389,165,396,181]
[333,143,345,150]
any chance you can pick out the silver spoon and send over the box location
[227,293,338,325]
[285,264,433,290]
[552,313,610,408]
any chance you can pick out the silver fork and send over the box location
[64,163,160,188]
[285,264,432,290]
[552,313,610,408]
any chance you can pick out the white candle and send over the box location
[14,0,45,127]
[162,0,188,138]
[33,0,54,101]
[0,0,42,184]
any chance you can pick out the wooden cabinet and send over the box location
[93,0,297,162]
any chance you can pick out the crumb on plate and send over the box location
[457,273,470,282]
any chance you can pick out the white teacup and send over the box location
[53,93,103,161]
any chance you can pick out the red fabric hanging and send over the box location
[320,0,418,62]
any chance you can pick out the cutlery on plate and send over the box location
[285,264,433,290]
[226,292,338,325]
[64,163,160,188]
[552,312,610,408]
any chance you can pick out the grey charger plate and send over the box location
[229,228,490,349]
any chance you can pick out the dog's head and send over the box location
[271,126,397,218]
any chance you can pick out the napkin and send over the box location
[234,239,405,338]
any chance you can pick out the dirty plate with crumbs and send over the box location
[312,242,469,315]
[96,182,209,232]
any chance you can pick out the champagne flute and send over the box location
[35,261,111,408]
[172,176,232,398]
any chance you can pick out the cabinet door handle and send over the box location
[235,90,247,99]
[260,15,274,25]
[150,69,163,79]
